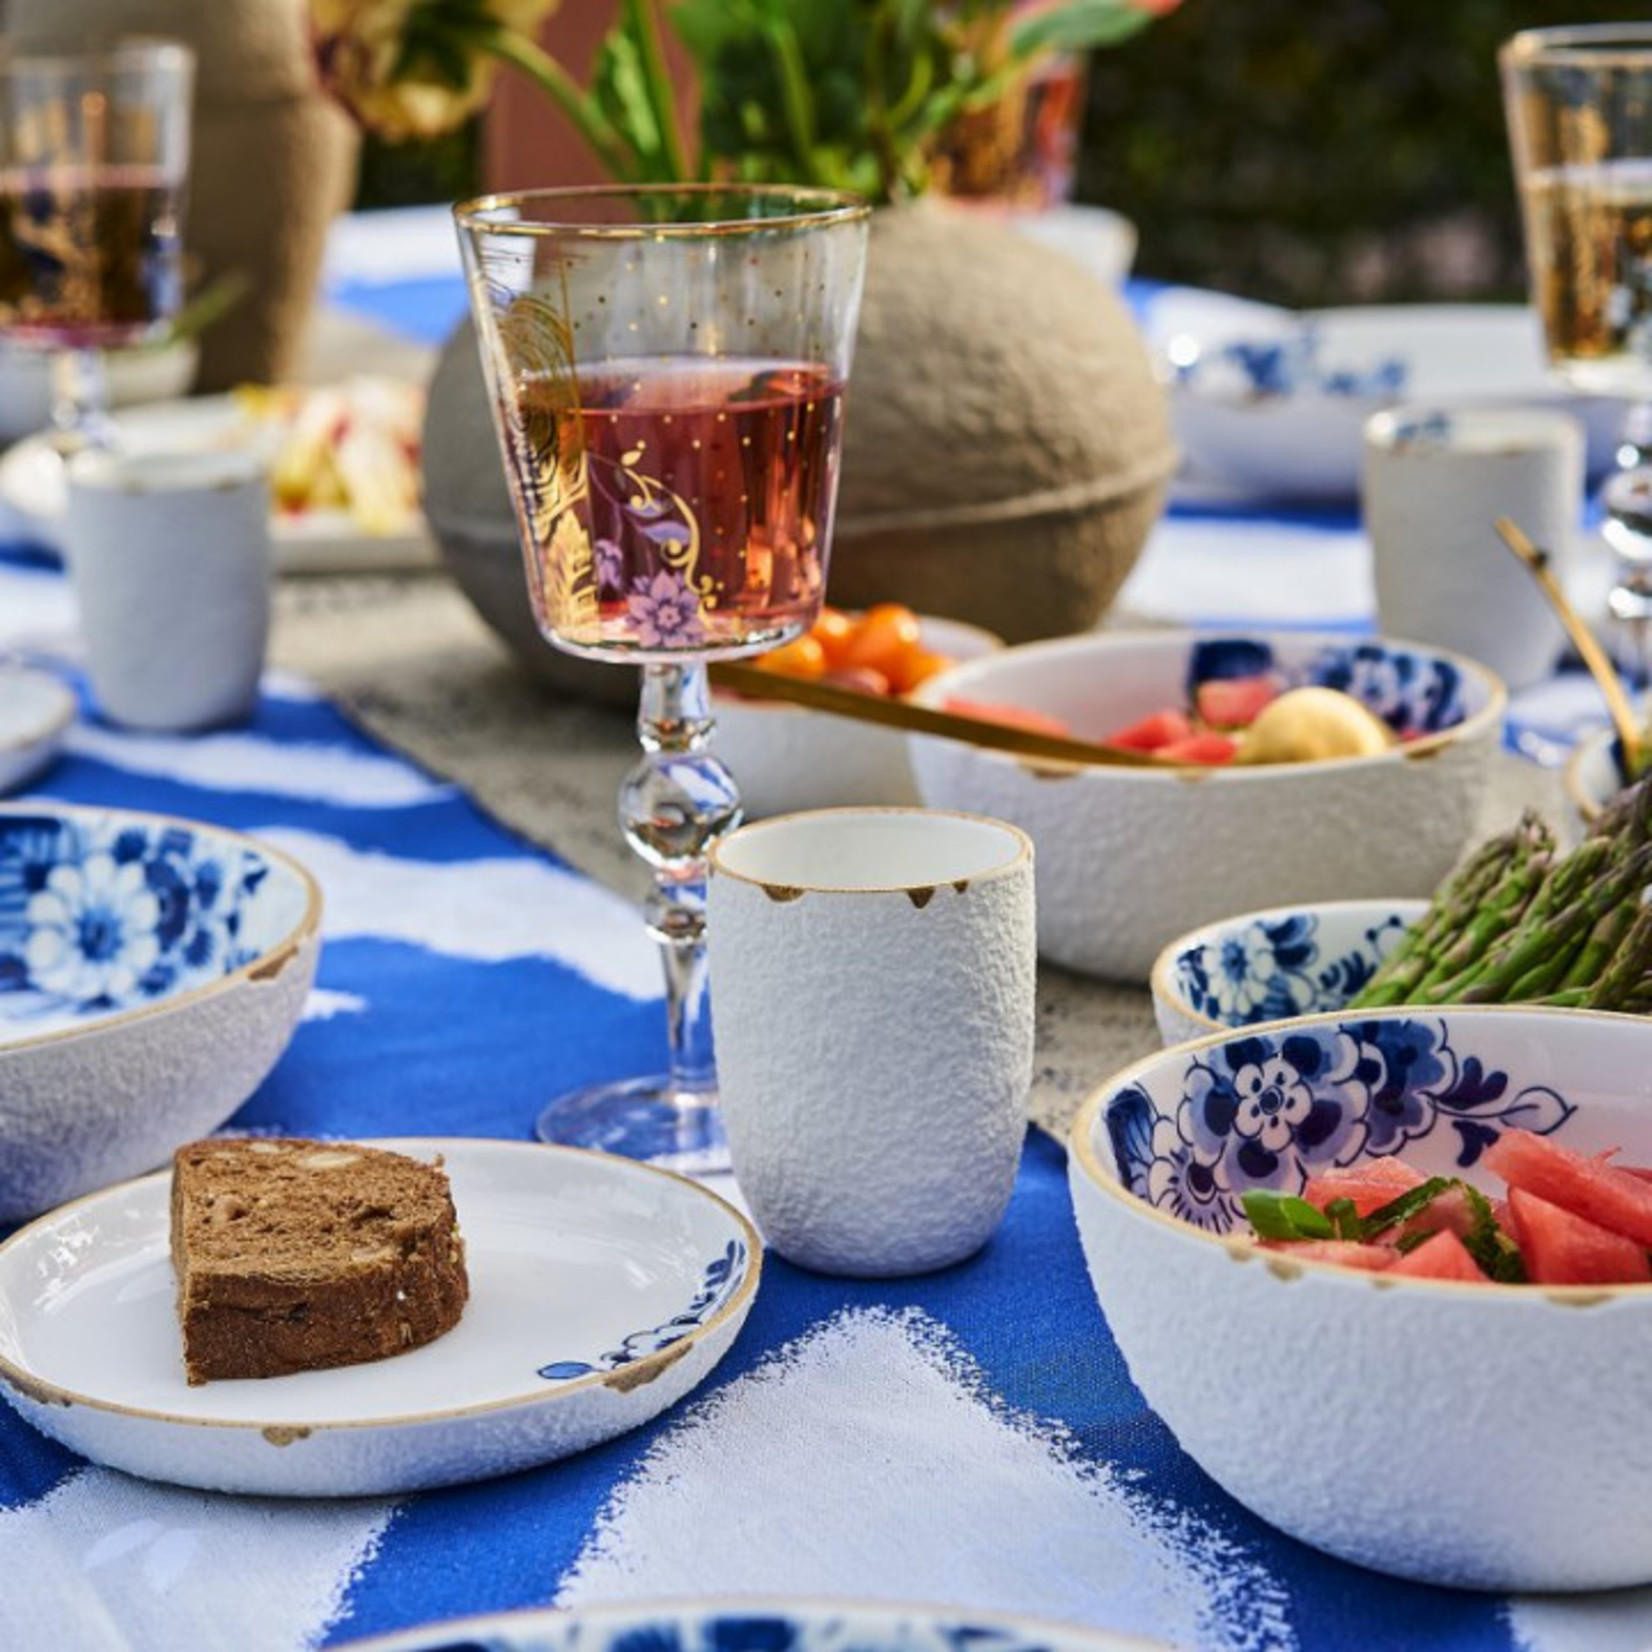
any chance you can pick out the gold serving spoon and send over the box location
[1493,515,1643,775]
[707,660,1160,769]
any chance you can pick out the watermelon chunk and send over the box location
[1387,1230,1487,1282]
[943,697,1073,738]
[1105,708,1194,752]
[1506,1187,1652,1286]
[1154,732,1241,765]
[1196,674,1279,729]
[1304,1159,1424,1218]
[1485,1129,1652,1248]
[1259,1239,1395,1272]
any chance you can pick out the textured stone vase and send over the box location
[423,198,1175,698]
[8,0,360,389]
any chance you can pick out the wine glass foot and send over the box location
[534,1076,729,1175]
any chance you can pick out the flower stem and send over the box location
[478,27,637,182]
[623,0,691,181]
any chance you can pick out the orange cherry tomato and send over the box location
[755,634,828,678]
[809,607,857,669]
[841,603,924,680]
[889,648,956,695]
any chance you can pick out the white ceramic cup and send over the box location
[708,807,1035,1277]
[1362,404,1584,691]
[64,447,272,732]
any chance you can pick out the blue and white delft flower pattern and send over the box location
[410,1607,1101,1652]
[537,1238,747,1382]
[1169,324,1408,404]
[0,814,291,1029]
[1172,907,1411,1029]
[1106,1018,1574,1235]
[1186,636,1471,739]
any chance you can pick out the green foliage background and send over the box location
[354,3,1569,307]
[1076,1,1567,305]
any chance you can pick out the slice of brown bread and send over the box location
[170,1138,470,1385]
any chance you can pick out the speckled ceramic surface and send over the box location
[338,1598,1167,1652]
[0,1138,761,1497]
[1070,1005,1652,1590]
[709,809,1035,1276]
[0,804,321,1222]
[1149,898,1429,1046]
[910,632,1503,984]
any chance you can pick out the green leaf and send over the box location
[1458,1182,1528,1284]
[591,32,664,167]
[1010,0,1156,58]
[1242,1190,1335,1243]
[1324,1197,1364,1241]
[1359,1176,1460,1239]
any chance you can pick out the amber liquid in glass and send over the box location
[1524,160,1652,397]
[512,356,846,659]
[0,164,184,347]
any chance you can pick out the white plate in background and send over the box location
[0,394,437,574]
[1143,294,1626,502]
[0,664,74,794]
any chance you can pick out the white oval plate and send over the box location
[0,394,437,574]
[1146,295,1626,501]
[339,1598,1169,1652]
[0,1138,761,1497]
[0,666,74,795]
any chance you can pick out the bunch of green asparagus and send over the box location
[1349,776,1652,1012]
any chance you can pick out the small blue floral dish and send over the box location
[335,1599,1166,1652]
[1070,1004,1652,1592]
[1150,897,1430,1047]
[0,804,321,1223]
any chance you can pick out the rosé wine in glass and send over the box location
[516,355,846,659]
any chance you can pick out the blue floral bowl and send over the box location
[1150,897,1429,1046]
[0,804,321,1222]
[1070,1004,1652,1591]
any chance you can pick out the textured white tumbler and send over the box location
[1363,405,1584,691]
[64,448,271,732]
[708,807,1035,1277]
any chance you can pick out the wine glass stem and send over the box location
[620,661,741,1099]
[49,347,116,451]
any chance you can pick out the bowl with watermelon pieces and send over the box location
[1150,897,1431,1046]
[909,631,1505,982]
[1070,1002,1652,1590]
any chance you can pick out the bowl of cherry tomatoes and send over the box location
[712,604,1001,818]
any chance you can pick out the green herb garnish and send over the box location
[1241,1190,1334,1242]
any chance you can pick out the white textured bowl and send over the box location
[1071,1003,1652,1591]
[712,616,1001,818]
[910,632,1504,983]
[1150,897,1430,1046]
[0,804,321,1222]
[1563,726,1624,830]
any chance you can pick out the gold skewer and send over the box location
[707,661,1160,769]
[1493,515,1643,775]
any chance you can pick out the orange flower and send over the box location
[311,0,558,142]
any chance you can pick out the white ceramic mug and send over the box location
[1362,404,1584,691]
[708,807,1035,1277]
[64,447,272,732]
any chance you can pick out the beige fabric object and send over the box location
[7,0,360,388]
[829,200,1177,641]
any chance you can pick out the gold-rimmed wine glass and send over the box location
[1502,24,1652,674]
[0,39,194,450]
[455,184,869,1170]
